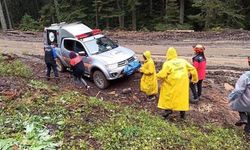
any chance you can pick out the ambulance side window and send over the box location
[64,39,74,51]
[75,41,86,54]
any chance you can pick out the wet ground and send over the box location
[1,30,250,127]
[1,30,250,67]
[0,53,245,127]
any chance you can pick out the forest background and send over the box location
[0,0,250,32]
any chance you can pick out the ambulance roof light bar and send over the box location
[75,29,101,39]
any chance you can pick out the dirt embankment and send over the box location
[1,30,250,126]
[1,30,250,68]
[0,53,244,126]
[2,29,250,44]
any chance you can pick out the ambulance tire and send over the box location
[93,70,110,89]
[56,59,66,72]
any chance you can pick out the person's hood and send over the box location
[143,51,151,60]
[166,47,177,60]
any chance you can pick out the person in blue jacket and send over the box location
[44,42,58,80]
[229,70,250,134]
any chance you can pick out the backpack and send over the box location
[123,60,141,76]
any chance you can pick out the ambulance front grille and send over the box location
[118,56,135,67]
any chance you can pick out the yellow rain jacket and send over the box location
[157,47,198,111]
[140,51,158,96]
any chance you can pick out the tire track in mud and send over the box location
[0,56,241,126]
[11,54,243,125]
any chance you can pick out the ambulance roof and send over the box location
[62,23,92,36]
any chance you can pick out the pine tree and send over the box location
[58,0,87,23]
[165,0,179,24]
[40,0,57,25]
[93,0,124,29]
[116,0,125,29]
[190,0,245,29]
[127,0,140,30]
[3,0,12,29]
[0,0,7,31]
[53,0,60,22]
[179,0,184,24]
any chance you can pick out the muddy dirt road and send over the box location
[0,30,250,67]
[1,30,250,126]
[0,54,242,126]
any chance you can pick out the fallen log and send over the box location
[1,53,18,60]
[5,30,20,35]
[24,31,37,35]
[165,30,194,33]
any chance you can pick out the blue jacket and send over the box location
[44,45,57,64]
[229,71,250,112]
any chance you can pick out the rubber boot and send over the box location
[244,114,250,134]
[147,95,156,101]
[180,111,186,119]
[163,110,173,119]
[235,112,248,126]
[190,98,199,104]
[46,76,50,81]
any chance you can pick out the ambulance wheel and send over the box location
[93,70,110,89]
[56,59,66,72]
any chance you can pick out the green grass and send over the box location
[0,81,249,149]
[92,108,247,150]
[0,57,248,149]
[0,55,32,78]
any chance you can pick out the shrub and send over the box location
[0,57,32,78]
[211,26,225,32]
[19,14,42,31]
[154,23,193,31]
[0,116,60,150]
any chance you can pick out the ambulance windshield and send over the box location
[84,36,118,54]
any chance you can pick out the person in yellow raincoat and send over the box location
[157,47,198,119]
[140,51,158,100]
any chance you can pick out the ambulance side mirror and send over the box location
[78,51,86,56]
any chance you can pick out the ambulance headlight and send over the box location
[106,63,118,70]
[133,54,138,59]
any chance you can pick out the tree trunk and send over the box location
[95,0,99,28]
[3,0,12,29]
[35,0,39,11]
[121,0,124,28]
[0,0,7,31]
[165,0,169,14]
[117,0,122,28]
[149,0,153,16]
[34,0,40,17]
[165,0,168,23]
[51,14,55,23]
[106,18,110,29]
[132,9,136,30]
[54,0,60,22]
[160,0,164,19]
[179,0,184,24]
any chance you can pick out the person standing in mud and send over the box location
[157,47,198,119]
[190,44,206,103]
[69,51,90,90]
[44,42,59,81]
[139,51,158,101]
[228,69,250,134]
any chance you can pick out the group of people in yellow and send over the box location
[139,45,250,134]
[140,47,199,119]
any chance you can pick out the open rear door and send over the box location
[46,30,58,45]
